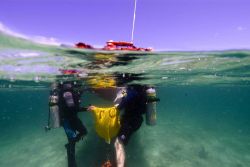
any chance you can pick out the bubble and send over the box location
[9,76,15,82]
[78,73,88,78]
[34,76,40,83]
[162,77,168,80]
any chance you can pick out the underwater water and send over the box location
[0,32,250,167]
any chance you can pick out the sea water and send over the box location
[0,34,250,167]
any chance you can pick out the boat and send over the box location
[102,0,152,52]
[59,69,80,75]
[75,0,153,52]
[75,42,94,49]
[102,40,152,51]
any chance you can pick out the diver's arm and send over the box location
[116,95,130,110]
[78,107,88,112]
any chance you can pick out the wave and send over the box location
[0,22,63,46]
[1,24,250,87]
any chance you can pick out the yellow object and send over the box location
[94,53,117,62]
[87,75,116,89]
[91,107,120,144]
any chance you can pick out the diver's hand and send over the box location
[79,107,88,112]
[87,105,96,111]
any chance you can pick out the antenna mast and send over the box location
[131,0,137,43]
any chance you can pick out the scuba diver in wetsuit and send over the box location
[114,84,159,167]
[88,84,159,167]
[115,85,148,145]
[48,82,87,167]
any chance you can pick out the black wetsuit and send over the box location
[117,85,147,145]
[58,83,87,167]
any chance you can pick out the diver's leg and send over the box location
[115,138,125,167]
[118,115,142,145]
[114,115,143,167]
[65,141,77,167]
[63,120,78,167]
[73,118,87,142]
[129,115,143,132]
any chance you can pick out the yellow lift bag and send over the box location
[91,106,120,144]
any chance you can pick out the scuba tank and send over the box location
[46,84,61,131]
[145,87,158,126]
[45,82,83,131]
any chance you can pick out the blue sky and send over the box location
[0,0,250,50]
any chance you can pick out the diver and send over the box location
[48,81,88,167]
[88,84,159,167]
[114,84,155,167]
